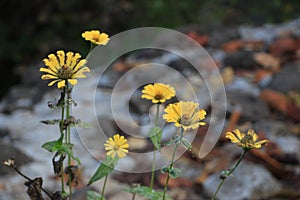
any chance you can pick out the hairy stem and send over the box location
[162,128,184,200]
[212,149,248,200]
[150,104,160,190]
[66,83,72,199]
[60,86,66,194]
[101,175,109,200]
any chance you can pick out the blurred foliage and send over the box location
[0,0,300,97]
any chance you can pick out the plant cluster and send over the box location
[2,28,269,200]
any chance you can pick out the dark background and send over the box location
[1,0,300,98]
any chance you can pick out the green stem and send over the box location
[155,104,159,127]
[60,87,66,195]
[212,149,248,200]
[101,175,109,200]
[132,193,136,200]
[66,83,72,199]
[150,151,156,190]
[150,104,160,190]
[162,128,184,200]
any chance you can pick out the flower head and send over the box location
[82,30,110,45]
[40,50,90,88]
[104,134,129,159]
[163,101,206,131]
[141,83,176,104]
[2,158,15,167]
[226,129,269,150]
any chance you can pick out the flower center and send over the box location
[241,134,254,147]
[154,92,163,100]
[57,65,73,80]
[93,37,100,42]
[181,114,192,126]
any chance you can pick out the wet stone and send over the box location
[265,62,300,93]
[203,161,282,200]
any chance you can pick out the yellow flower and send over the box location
[226,129,269,150]
[163,101,206,131]
[141,83,176,104]
[82,30,110,45]
[40,50,90,88]
[104,134,129,159]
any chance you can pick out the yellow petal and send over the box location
[104,146,113,150]
[57,80,66,88]
[48,54,60,69]
[43,58,58,72]
[66,52,74,67]
[117,151,126,158]
[68,79,78,86]
[72,67,90,78]
[56,50,65,66]
[225,132,240,143]
[39,67,57,76]
[70,53,81,68]
[232,129,244,140]
[198,109,207,119]
[73,59,87,72]
[253,140,269,148]
[41,74,58,80]
[120,143,129,149]
[248,129,258,142]
[48,80,59,87]
[106,150,114,157]
[199,122,206,126]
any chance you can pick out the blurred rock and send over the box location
[266,62,300,93]
[208,26,240,48]
[221,39,244,52]
[226,90,270,121]
[203,161,282,200]
[253,120,300,162]
[269,33,299,63]
[254,52,281,72]
[222,50,256,70]
[260,89,288,114]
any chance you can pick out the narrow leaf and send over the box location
[41,135,63,152]
[149,127,162,149]
[88,157,116,185]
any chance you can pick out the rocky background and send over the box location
[1,1,300,200]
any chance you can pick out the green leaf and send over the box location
[86,190,104,200]
[173,135,181,144]
[40,119,60,125]
[60,144,81,165]
[160,166,181,178]
[42,136,81,165]
[88,156,117,185]
[169,167,182,179]
[41,134,63,152]
[124,186,172,200]
[149,127,162,149]
[180,137,192,151]
[160,166,170,174]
